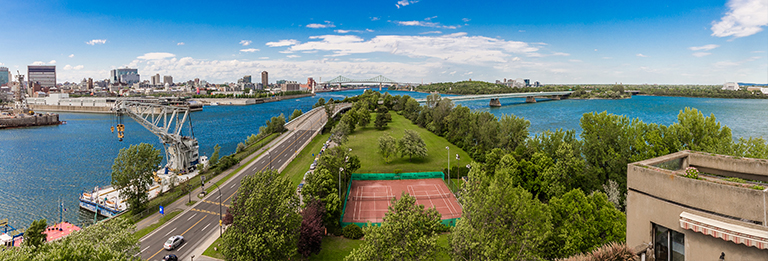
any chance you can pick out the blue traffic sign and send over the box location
[159,205,164,215]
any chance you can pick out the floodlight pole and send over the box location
[339,167,344,201]
[446,146,450,186]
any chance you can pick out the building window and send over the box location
[654,223,685,261]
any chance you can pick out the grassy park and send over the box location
[346,113,473,175]
[282,133,331,186]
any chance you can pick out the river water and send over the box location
[1,89,766,229]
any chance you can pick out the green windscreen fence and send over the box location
[340,171,460,228]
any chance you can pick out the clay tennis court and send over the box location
[342,178,462,224]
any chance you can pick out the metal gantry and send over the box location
[113,100,200,173]
[325,75,400,85]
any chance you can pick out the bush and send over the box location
[342,224,364,239]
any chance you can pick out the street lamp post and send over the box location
[211,182,222,237]
[445,146,450,187]
[339,167,344,201]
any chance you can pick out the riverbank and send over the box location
[192,93,314,105]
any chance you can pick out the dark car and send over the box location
[162,254,178,261]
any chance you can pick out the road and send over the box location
[137,105,346,261]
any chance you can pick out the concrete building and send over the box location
[243,75,251,83]
[28,65,56,88]
[0,67,9,86]
[627,151,768,260]
[87,78,93,89]
[280,80,300,91]
[163,76,173,85]
[151,74,161,85]
[261,71,268,89]
[110,68,140,85]
[722,82,740,91]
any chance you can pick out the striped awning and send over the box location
[679,212,768,249]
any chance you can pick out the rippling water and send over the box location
[1,89,766,229]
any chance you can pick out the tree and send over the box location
[210,144,221,166]
[374,111,391,130]
[298,199,326,257]
[378,133,398,163]
[331,121,351,145]
[324,102,336,118]
[398,129,428,161]
[541,189,626,260]
[1,217,140,260]
[345,193,443,261]
[425,93,441,108]
[340,112,357,132]
[290,109,303,121]
[23,219,47,248]
[669,107,732,153]
[111,143,163,213]
[561,242,636,261]
[222,169,302,260]
[356,107,371,128]
[302,147,361,232]
[450,163,551,260]
[498,114,530,151]
[313,97,326,108]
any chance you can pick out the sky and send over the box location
[0,0,766,84]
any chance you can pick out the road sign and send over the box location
[159,205,164,215]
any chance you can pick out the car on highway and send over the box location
[162,254,178,261]
[164,235,184,250]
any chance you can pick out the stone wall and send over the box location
[0,114,59,128]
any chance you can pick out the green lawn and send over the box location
[305,236,363,260]
[347,113,473,174]
[134,210,182,239]
[281,133,331,186]
[202,236,226,259]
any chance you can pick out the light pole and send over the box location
[445,146,450,186]
[455,153,460,188]
[339,167,344,201]
[211,182,222,237]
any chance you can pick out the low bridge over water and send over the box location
[415,91,574,107]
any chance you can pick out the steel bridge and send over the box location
[323,75,400,85]
[415,91,574,107]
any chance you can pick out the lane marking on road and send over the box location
[146,216,206,260]
[176,242,186,251]
[141,246,150,253]
[201,200,231,208]
[188,213,196,221]
[190,208,218,215]
[201,223,211,232]
[165,227,177,237]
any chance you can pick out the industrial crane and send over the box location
[112,100,200,173]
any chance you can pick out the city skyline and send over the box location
[0,0,766,84]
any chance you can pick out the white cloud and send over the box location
[752,50,766,53]
[396,20,458,29]
[692,52,712,57]
[420,31,442,34]
[240,40,252,46]
[370,17,380,21]
[64,65,83,70]
[63,65,72,70]
[462,18,471,22]
[74,65,84,70]
[266,39,300,47]
[334,29,374,34]
[636,53,648,57]
[68,54,74,58]
[711,0,768,38]
[86,39,107,45]
[286,33,539,64]
[689,44,720,51]
[396,0,419,8]
[137,52,176,60]
[48,60,56,64]
[306,21,335,29]
[177,42,185,46]
[569,59,583,62]
[286,55,301,58]
[551,52,570,56]
[31,61,45,65]
[425,16,438,21]
[518,30,526,32]
[240,48,260,53]
[0,62,3,66]
[259,57,269,59]
[713,60,740,67]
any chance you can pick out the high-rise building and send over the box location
[110,68,140,84]
[87,78,94,89]
[28,65,56,88]
[524,79,530,87]
[243,75,252,83]
[0,67,9,86]
[151,74,161,85]
[261,71,268,89]
[164,76,173,85]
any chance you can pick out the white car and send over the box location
[164,235,184,250]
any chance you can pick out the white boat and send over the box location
[209,102,219,106]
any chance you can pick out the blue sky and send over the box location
[1,0,766,84]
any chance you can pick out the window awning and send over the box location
[679,212,768,250]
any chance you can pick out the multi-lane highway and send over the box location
[138,104,347,260]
